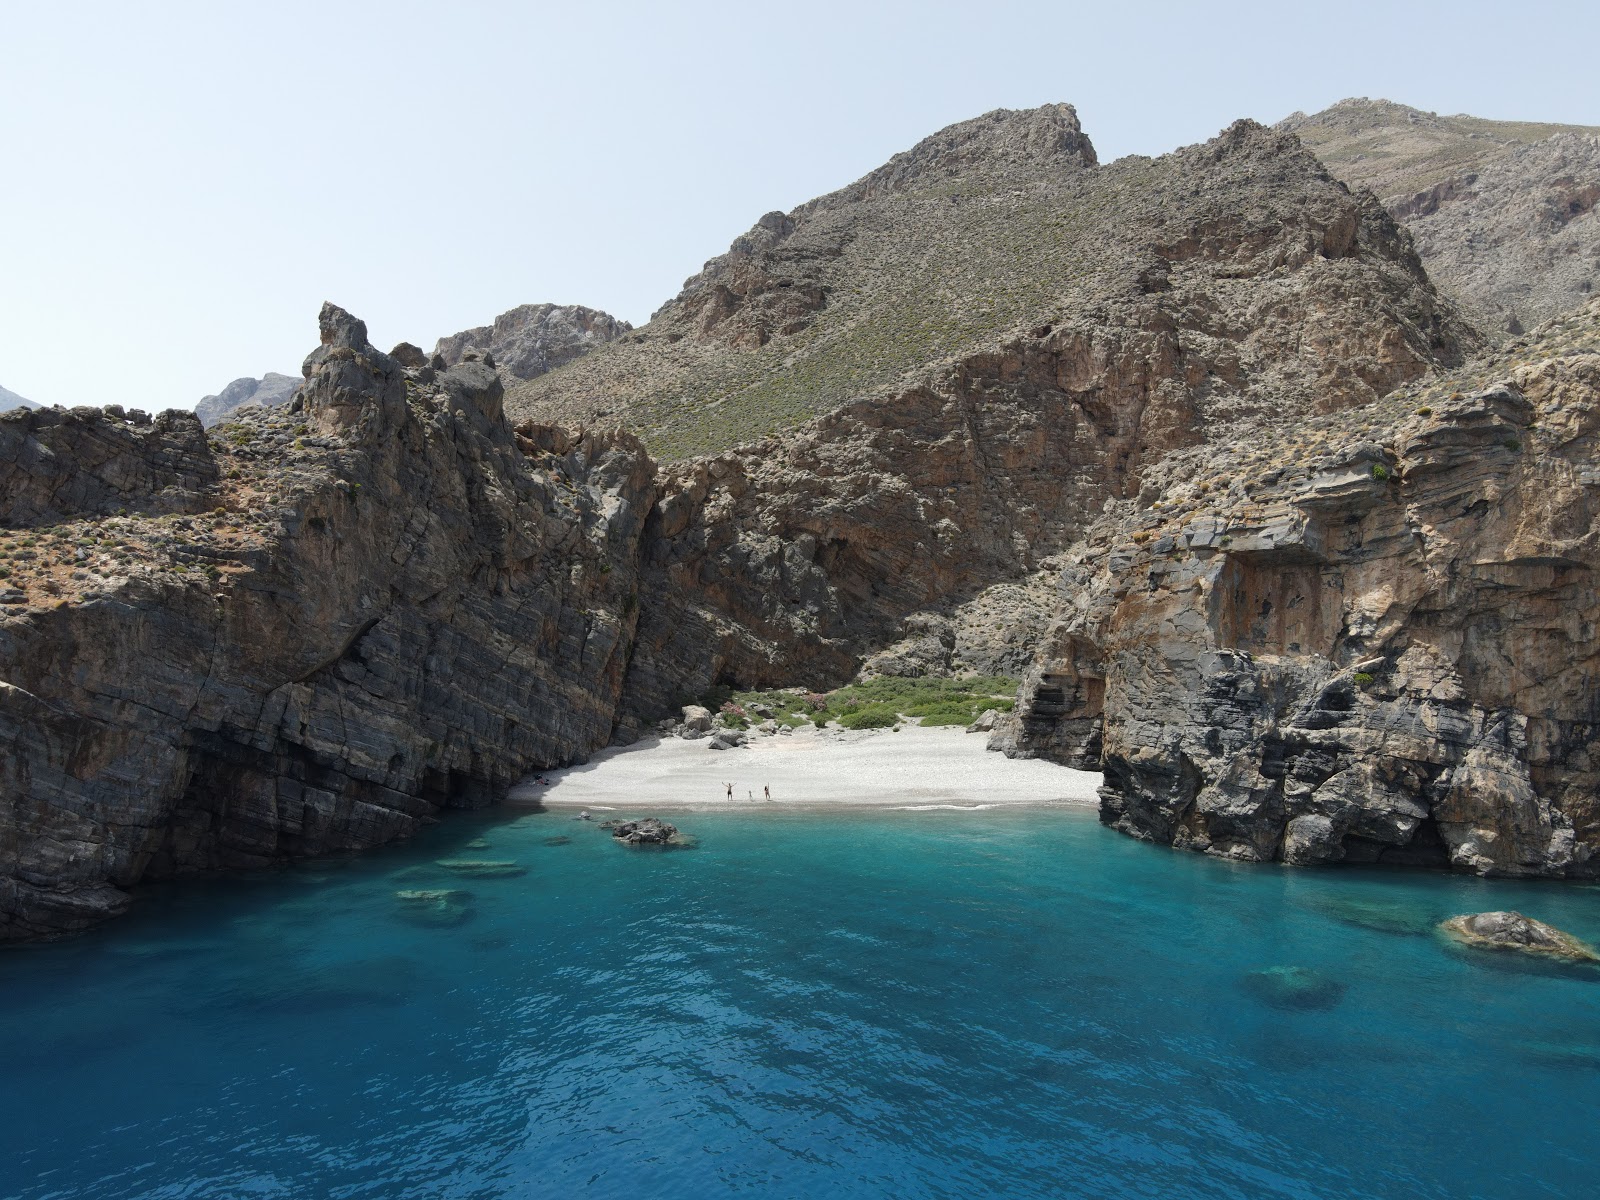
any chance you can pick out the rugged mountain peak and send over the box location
[196,373,300,427]
[434,303,631,383]
[1284,99,1600,338]
[513,105,1474,460]
[815,102,1098,208]
[301,301,406,435]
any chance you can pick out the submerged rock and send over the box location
[434,859,527,878]
[1438,911,1600,963]
[1241,965,1347,1011]
[394,889,473,926]
[1312,895,1440,937]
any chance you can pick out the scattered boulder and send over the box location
[1241,965,1347,1010]
[608,817,680,845]
[967,708,1000,733]
[1438,912,1600,963]
[709,729,747,750]
[681,705,713,733]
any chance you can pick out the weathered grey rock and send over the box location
[608,817,679,845]
[708,729,747,750]
[1282,99,1600,338]
[434,304,630,383]
[1439,911,1600,963]
[196,373,300,427]
[680,704,712,732]
[967,709,999,734]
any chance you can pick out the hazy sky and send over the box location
[4,0,1598,412]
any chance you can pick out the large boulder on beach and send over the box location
[1438,911,1600,963]
[681,705,713,733]
[609,817,679,845]
[709,729,747,750]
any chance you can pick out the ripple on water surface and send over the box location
[3,807,1599,1199]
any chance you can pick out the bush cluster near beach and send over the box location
[697,677,1017,733]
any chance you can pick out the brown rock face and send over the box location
[609,119,1475,721]
[0,302,655,939]
[999,301,1600,878]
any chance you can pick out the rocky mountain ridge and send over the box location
[195,372,302,427]
[434,303,631,382]
[1283,98,1600,336]
[512,106,1472,461]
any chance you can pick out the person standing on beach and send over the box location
[725,782,733,800]
[764,785,771,801]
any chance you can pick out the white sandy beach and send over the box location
[507,722,1102,810]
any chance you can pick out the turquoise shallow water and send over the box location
[3,805,1600,1200]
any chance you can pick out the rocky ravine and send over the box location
[0,105,1511,940]
[998,300,1600,878]
[0,304,654,939]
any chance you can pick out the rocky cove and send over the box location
[4,104,1600,944]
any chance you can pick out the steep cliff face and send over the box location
[999,301,1600,877]
[0,304,654,939]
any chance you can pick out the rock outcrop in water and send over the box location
[1439,911,1600,962]
[998,301,1600,877]
[0,302,654,939]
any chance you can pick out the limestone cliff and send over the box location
[0,304,654,939]
[998,300,1600,878]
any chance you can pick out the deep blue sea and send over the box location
[4,804,1599,1200]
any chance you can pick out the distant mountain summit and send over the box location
[433,304,631,382]
[511,103,1470,460]
[1282,98,1600,335]
[196,373,300,427]
[1,383,38,412]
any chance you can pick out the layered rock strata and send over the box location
[999,301,1600,878]
[0,304,653,939]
